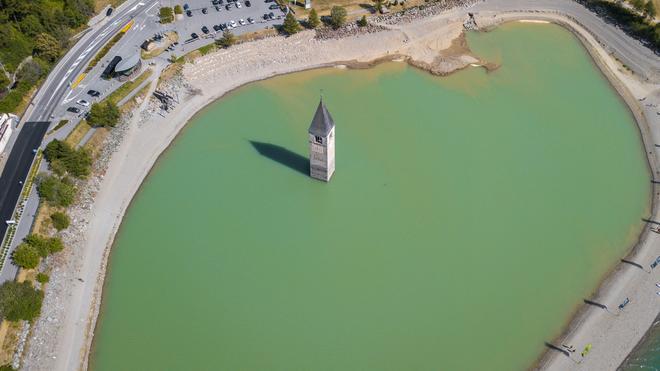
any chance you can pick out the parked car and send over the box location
[265,0,275,2]
[87,89,100,97]
[183,3,190,9]
[186,10,192,16]
[202,7,208,13]
[268,4,278,9]
[202,25,210,34]
[245,0,251,6]
[215,5,221,11]
[213,24,222,31]
[247,17,254,23]
[239,18,246,26]
[236,1,242,8]
[67,106,81,113]
[268,12,275,19]
[106,7,113,16]
[229,20,237,28]
[226,4,232,10]
[191,32,199,39]
[76,99,90,107]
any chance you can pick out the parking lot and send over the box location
[170,0,287,46]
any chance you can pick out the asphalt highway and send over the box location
[0,122,48,243]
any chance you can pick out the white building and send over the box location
[0,113,14,156]
[308,99,335,182]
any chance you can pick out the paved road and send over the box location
[0,122,48,241]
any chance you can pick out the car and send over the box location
[213,24,222,31]
[186,10,192,16]
[245,0,251,6]
[212,0,219,4]
[247,17,254,23]
[229,20,237,28]
[191,32,199,39]
[76,99,90,107]
[106,7,113,16]
[239,18,246,25]
[202,7,208,13]
[183,3,189,9]
[236,2,242,8]
[268,12,275,19]
[87,89,100,97]
[226,4,232,10]
[268,4,278,9]
[67,106,81,113]
[215,5,221,11]
[202,26,210,34]
[265,0,274,2]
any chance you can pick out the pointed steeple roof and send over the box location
[308,99,335,137]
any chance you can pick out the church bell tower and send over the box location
[308,98,335,182]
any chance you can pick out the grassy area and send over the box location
[64,120,92,147]
[0,79,40,115]
[32,202,61,236]
[94,0,125,13]
[106,69,153,105]
[120,82,151,112]
[83,127,110,158]
[0,320,22,365]
[48,120,69,135]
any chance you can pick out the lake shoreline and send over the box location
[21,3,660,371]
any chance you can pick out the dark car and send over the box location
[87,89,100,97]
[213,24,222,31]
[202,7,208,14]
[263,13,269,20]
[191,32,199,39]
[265,0,275,2]
[183,3,190,9]
[268,12,275,19]
[106,7,113,16]
[201,26,209,34]
[215,5,221,11]
[225,4,232,10]
[67,106,81,113]
[186,10,192,16]
[245,0,251,6]
[268,4,279,9]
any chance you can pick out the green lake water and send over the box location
[90,23,650,370]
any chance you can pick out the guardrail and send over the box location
[0,150,42,272]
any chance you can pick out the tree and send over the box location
[44,139,92,178]
[0,281,43,322]
[307,8,320,29]
[12,243,40,269]
[357,15,368,27]
[330,6,347,29]
[174,5,183,14]
[159,7,174,23]
[16,59,43,85]
[50,211,70,231]
[36,174,76,207]
[282,12,301,35]
[631,0,645,11]
[23,234,64,257]
[373,0,385,14]
[87,101,120,127]
[644,0,656,17]
[216,30,237,48]
[33,33,60,62]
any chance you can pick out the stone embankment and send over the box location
[373,0,478,25]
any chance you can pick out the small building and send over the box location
[114,53,142,80]
[102,56,122,79]
[308,98,335,182]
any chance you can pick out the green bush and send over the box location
[23,234,64,257]
[0,364,16,371]
[0,281,43,322]
[174,5,183,14]
[87,101,120,127]
[307,9,320,29]
[282,12,301,35]
[159,7,174,24]
[36,273,49,284]
[44,139,92,178]
[216,30,237,48]
[357,15,368,27]
[36,174,76,207]
[50,211,71,231]
[12,243,40,269]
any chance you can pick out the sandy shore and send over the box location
[18,1,660,370]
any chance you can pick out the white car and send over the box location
[239,18,246,26]
[76,99,90,107]
[236,1,242,8]
[230,20,237,28]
